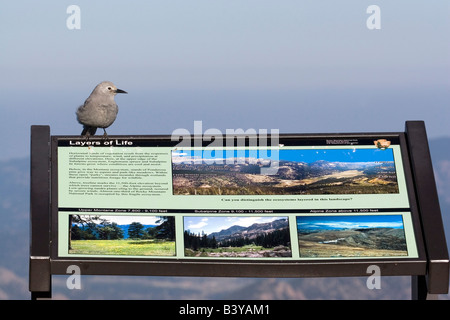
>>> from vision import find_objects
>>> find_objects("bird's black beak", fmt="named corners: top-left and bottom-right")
top-left (115, 88), bottom-right (127, 94)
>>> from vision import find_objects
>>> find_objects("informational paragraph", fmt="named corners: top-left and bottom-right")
top-left (68, 180), bottom-right (169, 196)
top-left (67, 150), bottom-right (170, 197)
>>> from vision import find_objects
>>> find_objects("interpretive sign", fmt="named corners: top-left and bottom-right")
top-left (56, 136), bottom-right (418, 261)
top-left (29, 121), bottom-right (449, 299)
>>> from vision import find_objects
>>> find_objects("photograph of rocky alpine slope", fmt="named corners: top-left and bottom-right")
top-left (297, 215), bottom-right (408, 258)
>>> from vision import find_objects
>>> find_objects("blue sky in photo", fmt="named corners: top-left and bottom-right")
top-left (278, 148), bottom-right (395, 163)
top-left (73, 215), bottom-right (161, 226)
top-left (172, 147), bottom-right (394, 164)
top-left (184, 216), bottom-right (284, 235)
top-left (297, 214), bottom-right (405, 230)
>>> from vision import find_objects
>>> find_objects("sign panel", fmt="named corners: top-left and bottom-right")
top-left (55, 135), bottom-right (419, 261)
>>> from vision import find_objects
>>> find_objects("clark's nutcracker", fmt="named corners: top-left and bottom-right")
top-left (76, 81), bottom-right (127, 138)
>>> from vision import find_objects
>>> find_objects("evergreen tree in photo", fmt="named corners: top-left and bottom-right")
top-left (69, 214), bottom-right (103, 248)
top-left (128, 222), bottom-right (145, 239)
top-left (71, 225), bottom-right (82, 240)
top-left (146, 226), bottom-right (157, 238)
top-left (98, 226), bottom-right (115, 240)
top-left (155, 216), bottom-right (176, 240)
top-left (210, 235), bottom-right (218, 249)
top-left (110, 222), bottom-right (125, 239)
top-left (184, 230), bottom-right (201, 250)
top-left (183, 228), bottom-right (291, 251)
top-left (98, 222), bottom-right (124, 240)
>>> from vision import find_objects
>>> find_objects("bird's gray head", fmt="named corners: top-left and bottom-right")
top-left (92, 81), bottom-right (127, 96)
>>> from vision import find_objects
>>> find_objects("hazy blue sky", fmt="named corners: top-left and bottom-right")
top-left (1, 1), bottom-right (449, 160)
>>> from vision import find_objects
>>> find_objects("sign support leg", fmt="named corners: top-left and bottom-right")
top-left (29, 125), bottom-right (52, 299)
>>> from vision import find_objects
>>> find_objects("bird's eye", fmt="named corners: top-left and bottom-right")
top-left (107, 87), bottom-right (112, 90)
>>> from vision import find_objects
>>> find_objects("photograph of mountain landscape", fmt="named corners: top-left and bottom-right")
top-left (69, 215), bottom-right (176, 256)
top-left (297, 215), bottom-right (408, 258)
top-left (183, 216), bottom-right (292, 258)
top-left (172, 148), bottom-right (399, 195)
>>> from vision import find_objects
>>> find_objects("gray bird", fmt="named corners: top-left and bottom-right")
top-left (76, 81), bottom-right (127, 138)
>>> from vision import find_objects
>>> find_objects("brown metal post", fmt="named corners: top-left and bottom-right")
top-left (29, 125), bottom-right (52, 299)
top-left (406, 121), bottom-right (449, 297)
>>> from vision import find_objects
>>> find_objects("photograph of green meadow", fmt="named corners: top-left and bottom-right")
top-left (68, 215), bottom-right (176, 256)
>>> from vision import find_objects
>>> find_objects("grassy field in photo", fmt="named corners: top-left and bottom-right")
top-left (297, 215), bottom-right (408, 258)
top-left (185, 244), bottom-right (264, 257)
top-left (298, 239), bottom-right (408, 258)
top-left (69, 239), bottom-right (176, 256)
top-left (184, 244), bottom-right (292, 258)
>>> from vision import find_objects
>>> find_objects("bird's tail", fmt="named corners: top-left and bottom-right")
top-left (81, 126), bottom-right (97, 136)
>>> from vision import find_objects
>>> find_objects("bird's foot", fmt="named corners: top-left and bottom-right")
top-left (102, 130), bottom-right (108, 140)
top-left (82, 132), bottom-right (91, 141)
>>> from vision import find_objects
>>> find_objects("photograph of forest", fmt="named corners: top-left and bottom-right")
top-left (68, 215), bottom-right (176, 256)
top-left (183, 216), bottom-right (292, 258)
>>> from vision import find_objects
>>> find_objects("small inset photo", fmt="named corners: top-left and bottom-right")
top-left (297, 215), bottom-right (408, 258)
top-left (183, 216), bottom-right (292, 258)
top-left (68, 215), bottom-right (176, 256)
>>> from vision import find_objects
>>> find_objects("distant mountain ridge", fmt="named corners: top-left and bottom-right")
top-left (174, 158), bottom-right (395, 180)
top-left (173, 158), bottom-right (398, 195)
top-left (208, 218), bottom-right (288, 242)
